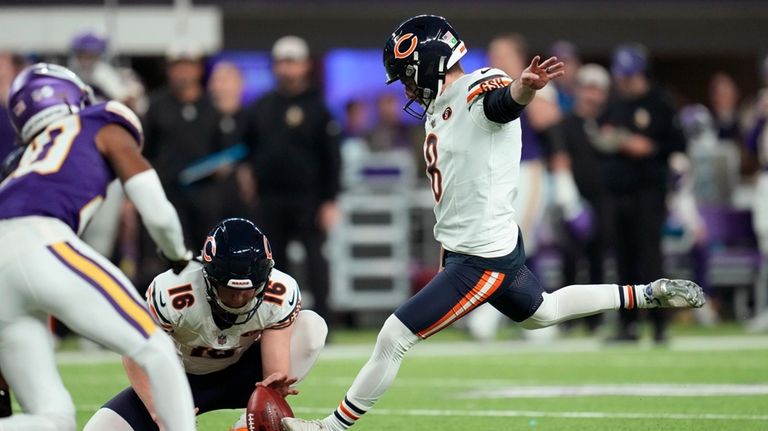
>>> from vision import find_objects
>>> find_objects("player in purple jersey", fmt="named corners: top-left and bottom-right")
top-left (0, 63), bottom-right (197, 431)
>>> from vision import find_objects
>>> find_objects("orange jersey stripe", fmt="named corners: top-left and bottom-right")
top-left (466, 77), bottom-right (513, 104)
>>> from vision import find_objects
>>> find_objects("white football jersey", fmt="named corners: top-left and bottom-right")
top-left (424, 67), bottom-right (522, 257)
top-left (145, 261), bottom-right (301, 375)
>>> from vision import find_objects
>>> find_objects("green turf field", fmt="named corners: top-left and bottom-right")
top-left (24, 326), bottom-right (768, 430)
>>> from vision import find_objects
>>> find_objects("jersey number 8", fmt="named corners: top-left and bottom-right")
top-left (424, 133), bottom-right (443, 202)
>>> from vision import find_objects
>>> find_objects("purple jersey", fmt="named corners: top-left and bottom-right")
top-left (0, 101), bottom-right (142, 234)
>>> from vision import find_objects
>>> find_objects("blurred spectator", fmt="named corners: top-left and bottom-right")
top-left (486, 34), bottom-right (587, 270)
top-left (558, 64), bottom-right (612, 332)
top-left (486, 33), bottom-right (557, 265)
top-left (740, 57), bottom-right (768, 176)
top-left (746, 59), bottom-right (768, 331)
top-left (708, 72), bottom-right (742, 141)
top-left (340, 99), bottom-right (371, 189)
top-left (0, 52), bottom-right (22, 161)
top-left (209, 61), bottom-right (246, 147)
top-left (343, 99), bottom-right (369, 139)
top-left (747, 89), bottom-right (768, 256)
top-left (368, 93), bottom-right (417, 152)
top-left (207, 60), bottom-right (251, 218)
top-left (663, 148), bottom-right (717, 326)
top-left (599, 43), bottom-right (686, 343)
top-left (468, 33), bottom-right (575, 342)
top-left (550, 40), bottom-right (582, 114)
top-left (143, 45), bottom-right (222, 249)
top-left (748, 121), bottom-right (768, 332)
top-left (241, 35), bottom-right (341, 321)
top-left (751, 59), bottom-right (768, 249)
top-left (679, 103), bottom-right (741, 204)
top-left (68, 30), bottom-right (127, 102)
top-left (118, 67), bottom-right (148, 116)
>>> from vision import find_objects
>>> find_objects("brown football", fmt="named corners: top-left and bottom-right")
top-left (246, 386), bottom-right (295, 431)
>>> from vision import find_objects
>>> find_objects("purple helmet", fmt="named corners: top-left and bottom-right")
top-left (7, 63), bottom-right (95, 144)
top-left (679, 104), bottom-right (714, 139)
top-left (71, 31), bottom-right (108, 56)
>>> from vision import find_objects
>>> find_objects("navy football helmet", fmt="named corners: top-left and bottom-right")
top-left (201, 218), bottom-right (274, 327)
top-left (383, 15), bottom-right (467, 118)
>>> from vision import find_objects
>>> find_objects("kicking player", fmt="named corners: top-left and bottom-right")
top-left (0, 63), bottom-right (196, 431)
top-left (84, 218), bottom-right (327, 431)
top-left (282, 15), bottom-right (705, 431)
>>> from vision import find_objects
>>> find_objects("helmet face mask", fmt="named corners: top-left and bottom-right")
top-left (203, 270), bottom-right (267, 327)
top-left (201, 218), bottom-right (275, 328)
top-left (382, 15), bottom-right (467, 120)
top-left (400, 65), bottom-right (432, 119)
top-left (214, 280), bottom-right (262, 309)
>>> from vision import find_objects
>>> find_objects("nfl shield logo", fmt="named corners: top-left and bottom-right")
top-left (218, 335), bottom-right (227, 345)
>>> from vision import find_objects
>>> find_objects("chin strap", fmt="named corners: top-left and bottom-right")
top-left (211, 309), bottom-right (234, 330)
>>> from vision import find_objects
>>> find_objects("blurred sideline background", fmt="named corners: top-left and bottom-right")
top-left (0, 0), bottom-right (767, 342)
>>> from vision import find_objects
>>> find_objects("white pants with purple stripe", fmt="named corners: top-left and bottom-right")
top-left (0, 216), bottom-right (194, 431)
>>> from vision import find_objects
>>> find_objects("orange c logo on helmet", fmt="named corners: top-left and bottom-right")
top-left (203, 236), bottom-right (216, 262)
top-left (394, 33), bottom-right (418, 59)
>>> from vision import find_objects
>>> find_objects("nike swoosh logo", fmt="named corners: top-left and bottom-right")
top-left (287, 290), bottom-right (297, 307)
top-left (158, 290), bottom-right (167, 307)
top-left (480, 68), bottom-right (491, 74)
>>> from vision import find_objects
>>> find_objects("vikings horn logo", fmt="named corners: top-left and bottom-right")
top-left (394, 33), bottom-right (418, 59)
top-left (203, 236), bottom-right (217, 262)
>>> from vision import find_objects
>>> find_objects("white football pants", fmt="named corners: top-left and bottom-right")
top-left (0, 216), bottom-right (195, 431)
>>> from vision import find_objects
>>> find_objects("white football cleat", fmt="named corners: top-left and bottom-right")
top-left (646, 279), bottom-right (705, 308)
top-left (281, 417), bottom-right (326, 431)
top-left (229, 412), bottom-right (247, 431)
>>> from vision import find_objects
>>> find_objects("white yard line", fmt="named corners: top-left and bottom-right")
top-left (71, 405), bottom-right (768, 422)
top-left (459, 384), bottom-right (768, 398)
top-left (302, 379), bottom-right (768, 393)
top-left (55, 335), bottom-right (768, 364)
top-left (290, 407), bottom-right (768, 422)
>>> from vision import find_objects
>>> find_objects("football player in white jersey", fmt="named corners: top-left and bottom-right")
top-left (282, 15), bottom-right (706, 431)
top-left (84, 218), bottom-right (327, 431)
